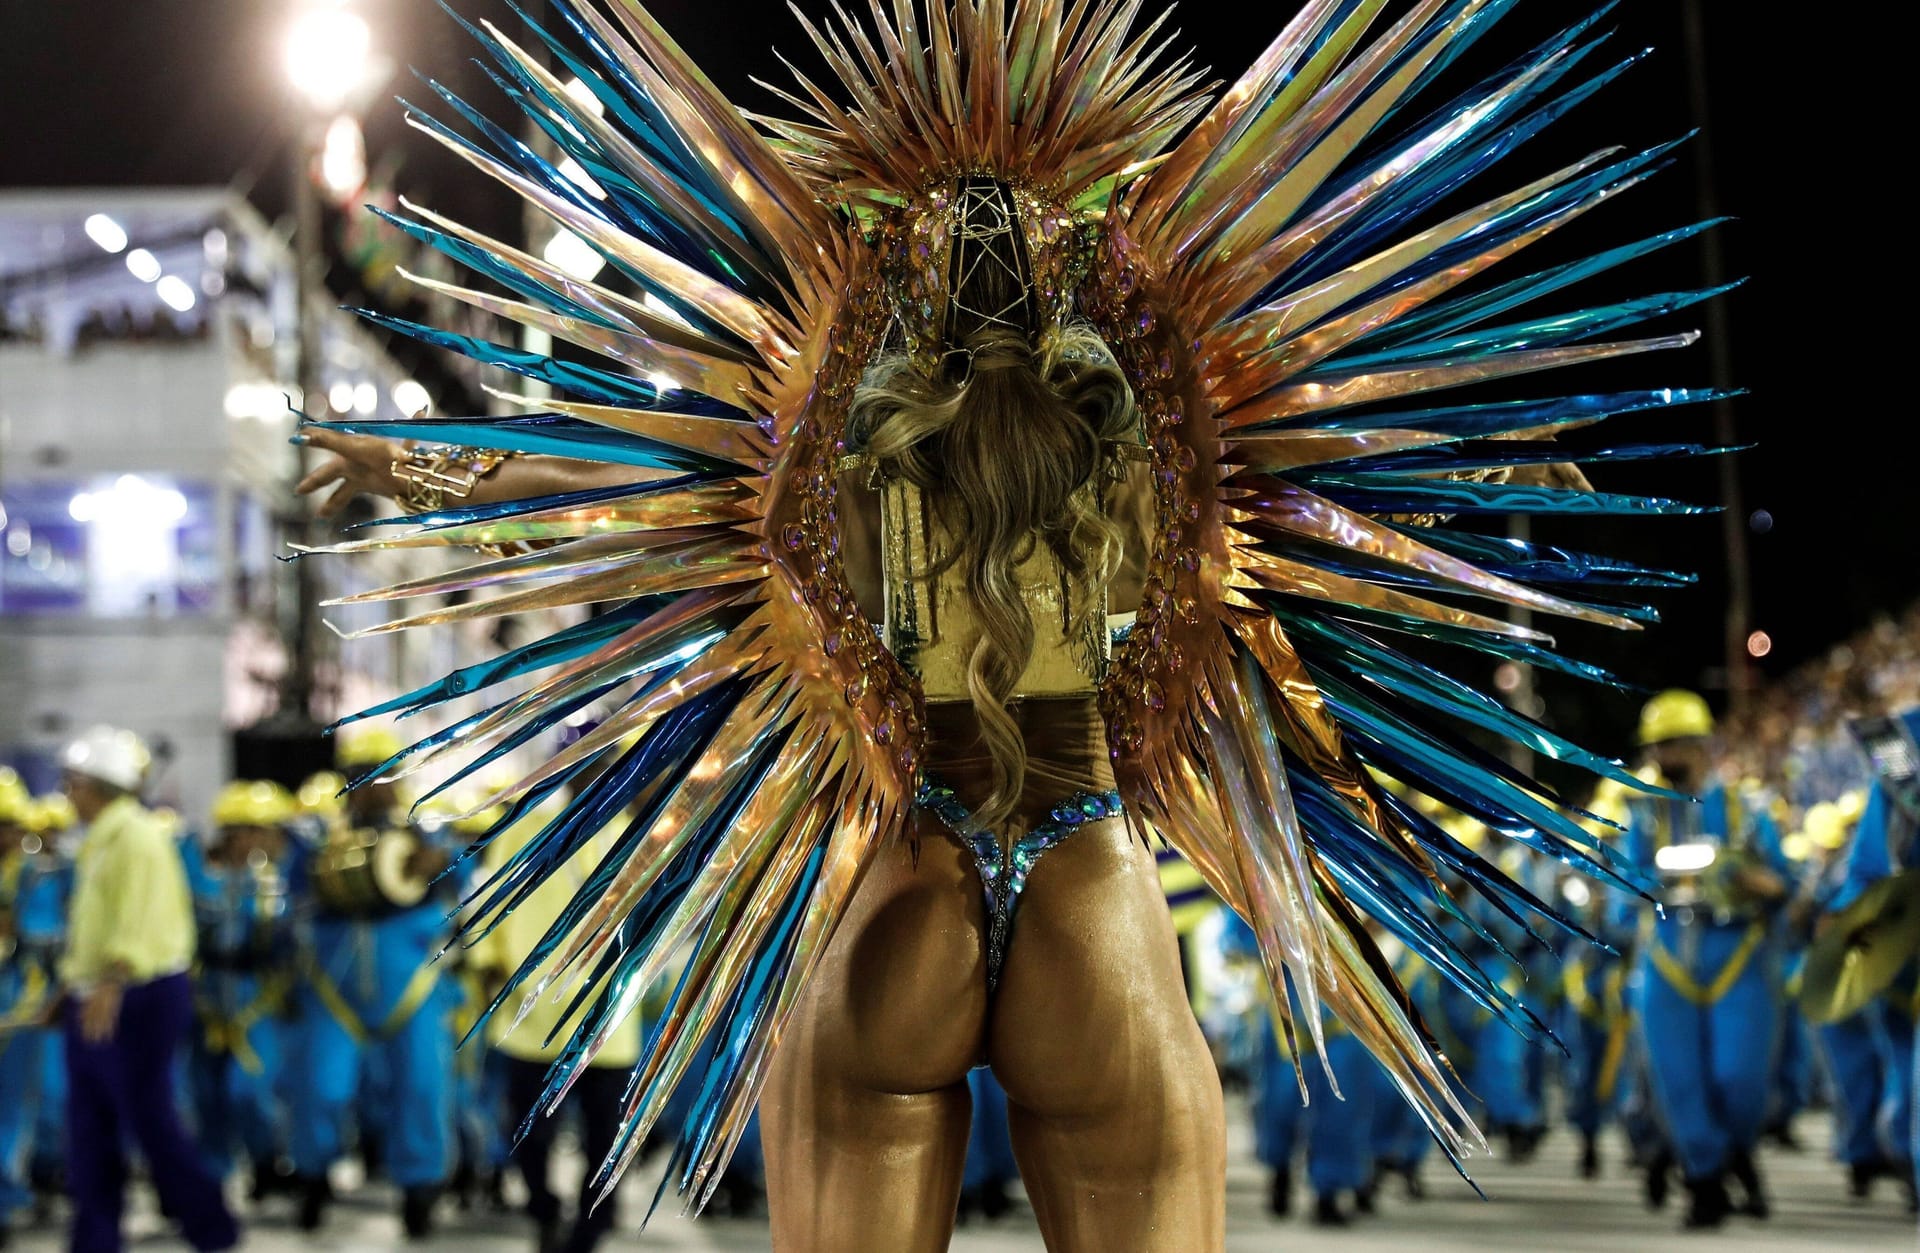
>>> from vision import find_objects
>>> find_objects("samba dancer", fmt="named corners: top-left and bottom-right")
top-left (291, 2), bottom-right (1730, 1245)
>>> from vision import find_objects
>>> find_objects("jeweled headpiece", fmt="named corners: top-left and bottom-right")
top-left (882, 176), bottom-right (1096, 380)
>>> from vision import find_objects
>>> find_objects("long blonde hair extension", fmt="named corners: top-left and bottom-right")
top-left (850, 322), bottom-right (1137, 826)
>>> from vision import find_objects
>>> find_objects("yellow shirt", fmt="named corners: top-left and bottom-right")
top-left (471, 808), bottom-right (642, 1069)
top-left (61, 795), bottom-right (195, 989)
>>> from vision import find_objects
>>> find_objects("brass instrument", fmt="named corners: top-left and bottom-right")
top-left (1653, 840), bottom-right (1770, 919)
top-left (310, 827), bottom-right (431, 916)
top-left (1800, 870), bottom-right (1920, 1025)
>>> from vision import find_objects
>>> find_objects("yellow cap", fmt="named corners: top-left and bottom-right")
top-left (336, 724), bottom-right (406, 770)
top-left (297, 771), bottom-right (348, 817)
top-left (1781, 832), bottom-right (1814, 862)
top-left (1637, 690), bottom-right (1715, 746)
top-left (0, 768), bottom-right (29, 824)
top-left (1835, 788), bottom-right (1868, 826)
top-left (1804, 800), bottom-right (1854, 851)
top-left (26, 795), bottom-right (77, 835)
top-left (212, 780), bottom-right (297, 829)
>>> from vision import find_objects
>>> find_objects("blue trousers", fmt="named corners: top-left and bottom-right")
top-left (1633, 919), bottom-right (1780, 1179)
top-left (0, 1027), bottom-right (53, 1214)
top-left (964, 1069), bottom-right (1019, 1190)
top-left (1772, 1000), bottom-right (1813, 1125)
top-left (1304, 1034), bottom-right (1377, 1194)
top-left (1876, 1007), bottom-right (1914, 1165)
top-left (1561, 1011), bottom-right (1617, 1138)
top-left (186, 974), bottom-right (285, 1179)
top-left (1820, 1012), bottom-right (1886, 1167)
top-left (1368, 1060), bottom-right (1431, 1167)
top-left (1250, 1021), bottom-right (1304, 1170)
top-left (1911, 1018), bottom-right (1920, 1170)
top-left (63, 974), bottom-right (238, 1253)
top-left (1472, 1015), bottom-right (1541, 1131)
top-left (1560, 957), bottom-right (1624, 1138)
top-left (287, 914), bottom-right (454, 1189)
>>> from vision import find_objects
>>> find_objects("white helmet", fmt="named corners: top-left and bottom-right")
top-left (60, 726), bottom-right (152, 794)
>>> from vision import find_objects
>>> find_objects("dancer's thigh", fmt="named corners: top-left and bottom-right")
top-left (988, 818), bottom-right (1226, 1252)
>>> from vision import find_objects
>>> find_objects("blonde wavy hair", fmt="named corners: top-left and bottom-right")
top-left (851, 322), bottom-right (1137, 826)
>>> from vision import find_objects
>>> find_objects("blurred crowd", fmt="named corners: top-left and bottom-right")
top-left (1720, 602), bottom-right (1920, 811)
top-left (9, 613), bottom-right (1920, 1249)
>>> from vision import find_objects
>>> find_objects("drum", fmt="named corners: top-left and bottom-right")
top-left (311, 828), bottom-right (430, 915)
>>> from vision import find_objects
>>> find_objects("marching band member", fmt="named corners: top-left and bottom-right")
top-left (1825, 727), bottom-right (1920, 1209)
top-left (286, 725), bottom-right (457, 1239)
top-left (186, 781), bottom-right (297, 1200)
top-left (0, 771), bottom-right (56, 1240)
top-left (1622, 692), bottom-right (1787, 1229)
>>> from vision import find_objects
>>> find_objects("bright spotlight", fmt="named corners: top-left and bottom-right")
top-left (320, 115), bottom-right (367, 200)
top-left (1654, 842), bottom-right (1717, 874)
top-left (125, 248), bottom-right (161, 283)
top-left (155, 275), bottom-right (197, 312)
top-left (353, 382), bottom-right (378, 415)
top-left (286, 7), bottom-right (372, 110)
top-left (542, 229), bottom-right (606, 282)
top-left (84, 214), bottom-right (129, 253)
top-left (392, 379), bottom-right (430, 417)
top-left (328, 382), bottom-right (355, 414)
top-left (1747, 630), bottom-right (1773, 659)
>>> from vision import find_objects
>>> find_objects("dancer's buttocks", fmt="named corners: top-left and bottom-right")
top-left (794, 696), bottom-right (1128, 1086)
top-left (765, 696), bottom-right (1220, 1253)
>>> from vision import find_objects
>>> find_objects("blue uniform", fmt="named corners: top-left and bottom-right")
top-left (1370, 956), bottom-right (1440, 1173)
top-left (184, 853), bottom-right (292, 1181)
top-left (1559, 947), bottom-right (1628, 1142)
top-left (1831, 783), bottom-right (1920, 1170)
top-left (285, 825), bottom-right (457, 1192)
top-left (0, 846), bottom-right (71, 1216)
top-left (1624, 783), bottom-right (1784, 1182)
top-left (1239, 940), bottom-right (1376, 1196)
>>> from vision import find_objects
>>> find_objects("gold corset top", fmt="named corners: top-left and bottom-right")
top-left (876, 475), bottom-right (1108, 702)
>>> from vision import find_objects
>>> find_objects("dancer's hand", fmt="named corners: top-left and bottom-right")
top-left (295, 427), bottom-right (409, 517)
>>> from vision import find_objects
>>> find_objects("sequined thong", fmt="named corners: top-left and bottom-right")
top-left (916, 777), bottom-right (1126, 992)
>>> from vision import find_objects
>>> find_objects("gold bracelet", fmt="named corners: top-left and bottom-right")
top-left (389, 445), bottom-right (515, 514)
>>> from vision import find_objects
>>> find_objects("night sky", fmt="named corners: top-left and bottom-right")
top-left (0, 1), bottom-right (1886, 751)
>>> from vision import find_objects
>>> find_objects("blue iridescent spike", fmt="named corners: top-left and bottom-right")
top-left (1361, 220), bottom-right (1730, 353)
top-left (1301, 475), bottom-right (1714, 518)
top-left (346, 308), bottom-right (666, 406)
top-left (1315, 283), bottom-right (1744, 376)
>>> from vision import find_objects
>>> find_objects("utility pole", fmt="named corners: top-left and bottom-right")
top-left (286, 117), bottom-right (325, 728)
top-left (1679, 0), bottom-right (1752, 715)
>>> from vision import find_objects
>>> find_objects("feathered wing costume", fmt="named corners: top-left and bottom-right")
top-left (306, 0), bottom-right (1726, 1210)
